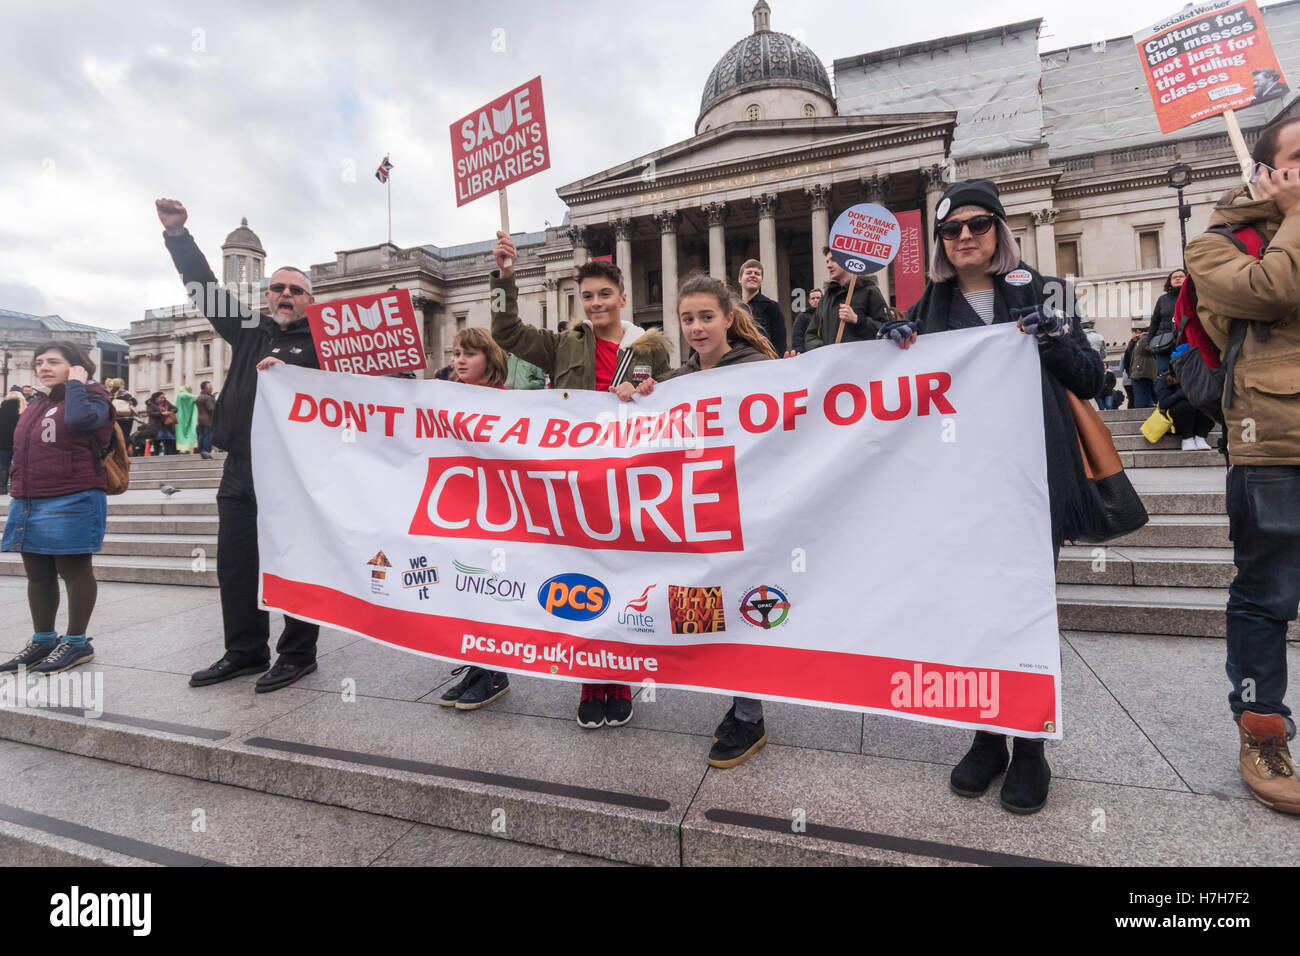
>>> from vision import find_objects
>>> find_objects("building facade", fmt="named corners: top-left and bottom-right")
top-left (129, 1), bottom-right (1300, 380)
top-left (0, 308), bottom-right (128, 392)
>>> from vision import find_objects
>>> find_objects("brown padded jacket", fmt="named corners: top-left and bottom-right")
top-left (1184, 187), bottom-right (1300, 465)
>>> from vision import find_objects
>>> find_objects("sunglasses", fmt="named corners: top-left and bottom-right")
top-left (269, 282), bottom-right (308, 295)
top-left (937, 215), bottom-right (997, 241)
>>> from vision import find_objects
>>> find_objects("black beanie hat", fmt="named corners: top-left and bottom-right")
top-left (934, 179), bottom-right (1006, 230)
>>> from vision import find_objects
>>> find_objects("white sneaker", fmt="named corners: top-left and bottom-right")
top-left (1195, 436), bottom-right (1212, 450)
top-left (1181, 437), bottom-right (1198, 451)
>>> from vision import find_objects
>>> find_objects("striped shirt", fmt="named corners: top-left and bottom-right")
top-left (962, 289), bottom-right (996, 325)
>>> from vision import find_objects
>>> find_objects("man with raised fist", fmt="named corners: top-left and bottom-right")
top-left (155, 198), bottom-right (321, 693)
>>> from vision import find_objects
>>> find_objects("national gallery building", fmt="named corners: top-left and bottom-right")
top-left (128, 1), bottom-right (1300, 389)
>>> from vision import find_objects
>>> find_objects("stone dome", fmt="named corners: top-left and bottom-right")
top-left (222, 217), bottom-right (264, 254)
top-left (697, 2), bottom-right (834, 129)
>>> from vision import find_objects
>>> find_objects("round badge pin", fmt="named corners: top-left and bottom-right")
top-left (936, 197), bottom-right (951, 221)
top-left (1006, 268), bottom-right (1032, 287)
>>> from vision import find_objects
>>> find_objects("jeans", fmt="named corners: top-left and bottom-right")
top-left (1225, 465), bottom-right (1300, 718)
top-left (197, 425), bottom-right (212, 455)
top-left (1131, 378), bottom-right (1156, 409)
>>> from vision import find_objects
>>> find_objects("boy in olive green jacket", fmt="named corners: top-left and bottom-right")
top-left (489, 231), bottom-right (671, 729)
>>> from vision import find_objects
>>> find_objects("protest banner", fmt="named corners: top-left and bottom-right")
top-left (450, 76), bottom-right (550, 268)
top-left (894, 209), bottom-right (926, 314)
top-left (1135, 0), bottom-right (1287, 182)
top-left (252, 326), bottom-right (1063, 738)
top-left (828, 203), bottom-right (900, 343)
top-left (306, 289), bottom-right (425, 376)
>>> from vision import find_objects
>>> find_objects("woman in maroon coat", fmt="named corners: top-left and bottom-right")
top-left (0, 342), bottom-right (114, 675)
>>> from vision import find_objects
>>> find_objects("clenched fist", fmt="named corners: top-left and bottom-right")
top-left (156, 198), bottom-right (188, 236)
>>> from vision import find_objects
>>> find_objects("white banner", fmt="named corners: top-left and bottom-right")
top-left (253, 325), bottom-right (1063, 737)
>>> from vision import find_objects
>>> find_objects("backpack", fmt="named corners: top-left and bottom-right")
top-left (1169, 224), bottom-right (1270, 458)
top-left (87, 423), bottom-right (131, 495)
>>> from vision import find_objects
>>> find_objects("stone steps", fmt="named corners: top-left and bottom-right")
top-left (0, 552), bottom-right (216, 586)
top-left (0, 738), bottom-right (611, 867)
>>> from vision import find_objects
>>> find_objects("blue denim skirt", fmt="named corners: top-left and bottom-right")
top-left (2, 489), bottom-right (108, 554)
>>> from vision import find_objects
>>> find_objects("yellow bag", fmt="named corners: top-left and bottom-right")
top-left (1140, 408), bottom-right (1173, 443)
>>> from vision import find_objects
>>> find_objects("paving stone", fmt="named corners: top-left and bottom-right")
top-left (371, 823), bottom-right (626, 866)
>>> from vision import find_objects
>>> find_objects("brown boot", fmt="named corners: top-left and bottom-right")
top-left (1238, 712), bottom-right (1300, 814)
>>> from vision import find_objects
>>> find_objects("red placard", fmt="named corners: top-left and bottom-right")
top-left (450, 76), bottom-right (550, 207)
top-left (893, 210), bottom-right (925, 313)
top-left (1134, 0), bottom-right (1288, 134)
top-left (306, 289), bottom-right (425, 376)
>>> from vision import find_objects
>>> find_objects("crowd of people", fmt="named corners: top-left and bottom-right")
top-left (3, 118), bottom-right (1300, 821)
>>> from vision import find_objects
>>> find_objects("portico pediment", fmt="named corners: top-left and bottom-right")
top-left (557, 113), bottom-right (956, 209)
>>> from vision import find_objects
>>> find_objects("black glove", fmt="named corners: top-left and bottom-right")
top-left (878, 319), bottom-right (919, 345)
top-left (1013, 305), bottom-right (1070, 344)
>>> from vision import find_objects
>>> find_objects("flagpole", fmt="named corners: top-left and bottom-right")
top-left (387, 163), bottom-right (392, 245)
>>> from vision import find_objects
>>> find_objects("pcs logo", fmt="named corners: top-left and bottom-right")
top-left (539, 573), bottom-right (609, 621)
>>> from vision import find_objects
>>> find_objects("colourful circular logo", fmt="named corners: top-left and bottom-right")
top-left (739, 585), bottom-right (791, 629)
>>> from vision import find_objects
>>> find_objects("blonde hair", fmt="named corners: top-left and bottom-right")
top-left (453, 327), bottom-right (508, 387)
top-left (677, 272), bottom-right (779, 360)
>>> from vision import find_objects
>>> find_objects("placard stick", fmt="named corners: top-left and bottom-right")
top-left (1224, 110), bottom-right (1262, 200)
top-left (499, 187), bottom-right (513, 269)
top-left (834, 275), bottom-right (858, 345)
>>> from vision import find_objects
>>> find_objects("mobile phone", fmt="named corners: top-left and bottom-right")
top-left (1248, 161), bottom-right (1276, 185)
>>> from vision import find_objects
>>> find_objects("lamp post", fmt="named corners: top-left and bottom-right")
top-left (1168, 163), bottom-right (1193, 255)
top-left (0, 344), bottom-right (10, 394)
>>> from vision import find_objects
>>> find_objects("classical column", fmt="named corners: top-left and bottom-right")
top-left (211, 336), bottom-right (226, 390)
top-left (185, 335), bottom-right (198, 389)
top-left (922, 164), bottom-right (948, 262)
top-left (171, 335), bottom-right (184, 393)
top-left (544, 278), bottom-right (559, 330)
top-left (704, 202), bottom-right (728, 280)
top-left (1032, 208), bottom-right (1060, 277)
top-left (655, 210), bottom-right (682, 365)
top-left (861, 175), bottom-right (892, 306)
top-left (754, 193), bottom-right (778, 299)
top-left (805, 182), bottom-right (831, 291)
top-left (613, 217), bottom-right (634, 325)
top-left (567, 225), bottom-right (589, 268)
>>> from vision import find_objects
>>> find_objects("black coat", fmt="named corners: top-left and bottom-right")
top-left (792, 310), bottom-right (815, 353)
top-left (807, 278), bottom-right (888, 348)
top-left (0, 397), bottom-right (20, 452)
top-left (165, 231), bottom-right (320, 458)
top-left (743, 292), bottom-right (788, 356)
top-left (1146, 291), bottom-right (1178, 339)
top-left (906, 263), bottom-right (1105, 548)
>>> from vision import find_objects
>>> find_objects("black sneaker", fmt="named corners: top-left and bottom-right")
top-left (708, 715), bottom-right (766, 768)
top-left (455, 670), bottom-right (510, 710)
top-left (30, 641), bottom-right (94, 674)
top-left (712, 702), bottom-right (737, 743)
top-left (438, 666), bottom-right (484, 707)
top-left (0, 640), bottom-right (58, 673)
top-left (577, 684), bottom-right (605, 729)
top-left (603, 684), bottom-right (633, 727)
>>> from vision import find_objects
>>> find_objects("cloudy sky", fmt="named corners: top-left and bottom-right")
top-left (2, 0), bottom-right (1206, 331)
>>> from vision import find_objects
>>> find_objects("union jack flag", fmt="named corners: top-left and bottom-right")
top-left (375, 155), bottom-right (393, 183)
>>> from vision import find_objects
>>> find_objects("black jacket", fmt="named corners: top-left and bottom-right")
top-left (0, 397), bottom-right (20, 452)
top-left (164, 230), bottom-right (320, 458)
top-left (906, 263), bottom-right (1104, 548)
top-left (1146, 291), bottom-right (1178, 339)
top-left (806, 279), bottom-right (888, 348)
top-left (670, 341), bottom-right (771, 377)
top-left (743, 292), bottom-right (788, 356)
top-left (792, 310), bottom-right (815, 353)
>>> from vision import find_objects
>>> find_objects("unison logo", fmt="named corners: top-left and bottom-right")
top-left (50, 886), bottom-right (151, 936)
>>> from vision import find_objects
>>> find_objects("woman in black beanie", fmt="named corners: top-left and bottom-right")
top-left (879, 179), bottom-right (1104, 814)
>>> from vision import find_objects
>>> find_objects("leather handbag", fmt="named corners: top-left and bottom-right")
top-left (164, 411), bottom-right (177, 426)
top-left (1149, 329), bottom-right (1177, 355)
top-left (1139, 408), bottom-right (1173, 443)
top-left (1064, 391), bottom-right (1149, 543)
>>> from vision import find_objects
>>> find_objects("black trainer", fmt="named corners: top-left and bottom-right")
top-left (1000, 737), bottom-right (1050, 814)
top-left (455, 670), bottom-right (510, 710)
top-left (950, 731), bottom-right (1010, 797)
top-left (712, 702), bottom-right (738, 743)
top-left (603, 684), bottom-right (633, 727)
top-left (577, 684), bottom-right (605, 729)
top-left (708, 715), bottom-right (766, 769)
top-left (30, 641), bottom-right (94, 674)
top-left (438, 666), bottom-right (484, 707)
top-left (0, 640), bottom-right (59, 674)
